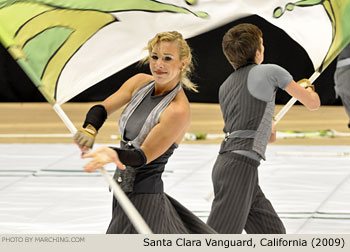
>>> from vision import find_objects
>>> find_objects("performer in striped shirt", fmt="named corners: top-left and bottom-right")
top-left (206, 23), bottom-right (320, 234)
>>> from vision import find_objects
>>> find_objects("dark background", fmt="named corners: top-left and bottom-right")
top-left (0, 15), bottom-right (341, 105)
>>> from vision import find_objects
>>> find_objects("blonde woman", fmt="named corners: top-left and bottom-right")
top-left (74, 31), bottom-right (216, 234)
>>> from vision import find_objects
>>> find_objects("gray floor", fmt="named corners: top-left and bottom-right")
top-left (0, 143), bottom-right (349, 234)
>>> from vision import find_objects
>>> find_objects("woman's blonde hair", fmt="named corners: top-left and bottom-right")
top-left (141, 31), bottom-right (197, 92)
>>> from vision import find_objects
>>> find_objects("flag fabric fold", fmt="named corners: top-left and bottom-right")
top-left (0, 0), bottom-right (349, 104)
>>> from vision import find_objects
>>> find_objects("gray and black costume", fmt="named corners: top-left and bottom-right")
top-left (207, 64), bottom-right (291, 234)
top-left (106, 81), bottom-right (216, 234)
top-left (334, 43), bottom-right (350, 127)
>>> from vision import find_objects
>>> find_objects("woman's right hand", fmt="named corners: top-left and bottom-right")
top-left (73, 124), bottom-right (97, 155)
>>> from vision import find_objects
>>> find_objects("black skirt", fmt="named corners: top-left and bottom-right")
top-left (106, 193), bottom-right (216, 234)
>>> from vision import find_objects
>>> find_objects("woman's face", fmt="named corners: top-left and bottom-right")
top-left (149, 41), bottom-right (185, 87)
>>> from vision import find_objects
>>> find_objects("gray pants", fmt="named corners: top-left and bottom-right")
top-left (207, 152), bottom-right (286, 234)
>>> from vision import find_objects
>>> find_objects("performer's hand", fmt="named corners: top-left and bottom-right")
top-left (297, 78), bottom-right (315, 91)
top-left (73, 124), bottom-right (97, 154)
top-left (82, 147), bottom-right (126, 172)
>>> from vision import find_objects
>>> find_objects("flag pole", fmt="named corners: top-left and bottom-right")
top-left (0, 26), bottom-right (152, 234)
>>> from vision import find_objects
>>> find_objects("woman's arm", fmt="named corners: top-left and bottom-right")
top-left (81, 90), bottom-right (190, 172)
top-left (74, 73), bottom-right (153, 153)
top-left (139, 90), bottom-right (190, 164)
top-left (102, 73), bottom-right (154, 115)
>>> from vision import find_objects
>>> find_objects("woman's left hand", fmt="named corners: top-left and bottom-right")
top-left (82, 147), bottom-right (126, 172)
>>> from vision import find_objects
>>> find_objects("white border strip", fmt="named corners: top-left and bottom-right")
top-left (276, 151), bottom-right (350, 157)
top-left (0, 134), bottom-right (72, 138)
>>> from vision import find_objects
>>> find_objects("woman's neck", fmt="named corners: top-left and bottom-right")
top-left (153, 79), bottom-right (180, 96)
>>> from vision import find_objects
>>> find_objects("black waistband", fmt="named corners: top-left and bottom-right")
top-left (220, 151), bottom-right (261, 167)
top-left (133, 175), bottom-right (164, 193)
top-left (113, 168), bottom-right (164, 194)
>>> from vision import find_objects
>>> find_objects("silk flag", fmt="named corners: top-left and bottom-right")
top-left (0, 0), bottom-right (349, 105)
